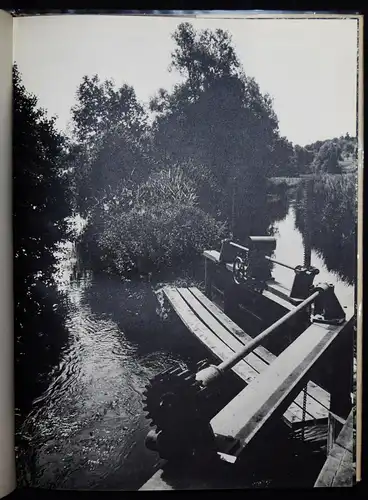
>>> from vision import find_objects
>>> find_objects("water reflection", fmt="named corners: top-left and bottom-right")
top-left (272, 205), bottom-right (354, 306)
top-left (294, 176), bottom-right (357, 286)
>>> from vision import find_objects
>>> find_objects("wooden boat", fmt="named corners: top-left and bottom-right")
top-left (139, 237), bottom-right (355, 490)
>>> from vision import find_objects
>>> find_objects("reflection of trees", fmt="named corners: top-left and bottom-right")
top-left (266, 182), bottom-right (291, 224)
top-left (232, 181), bottom-right (290, 243)
top-left (294, 175), bottom-right (357, 284)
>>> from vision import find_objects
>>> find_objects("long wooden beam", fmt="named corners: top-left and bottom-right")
top-left (210, 308), bottom-right (354, 456)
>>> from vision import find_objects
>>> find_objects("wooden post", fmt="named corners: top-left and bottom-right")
top-left (327, 411), bottom-right (345, 455)
top-left (329, 322), bottom-right (354, 421)
top-left (204, 257), bottom-right (213, 300)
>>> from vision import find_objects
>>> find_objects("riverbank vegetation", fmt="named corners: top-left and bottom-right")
top-left (14, 21), bottom-right (358, 290)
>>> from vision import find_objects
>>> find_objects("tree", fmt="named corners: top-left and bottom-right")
top-left (149, 22), bottom-right (281, 234)
top-left (13, 65), bottom-right (70, 293)
top-left (71, 74), bottom-right (148, 144)
top-left (270, 137), bottom-right (297, 176)
top-left (292, 145), bottom-right (314, 175)
top-left (13, 64), bottom-right (70, 412)
top-left (169, 22), bottom-right (241, 92)
top-left (70, 75), bottom-right (155, 218)
top-left (311, 140), bottom-right (342, 174)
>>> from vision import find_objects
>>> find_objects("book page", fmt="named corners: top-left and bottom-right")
top-left (13, 12), bottom-right (361, 491)
top-left (0, 9), bottom-right (16, 500)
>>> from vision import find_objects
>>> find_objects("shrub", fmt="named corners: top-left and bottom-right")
top-left (82, 165), bottom-right (227, 275)
top-left (97, 201), bottom-right (226, 274)
top-left (137, 166), bottom-right (198, 206)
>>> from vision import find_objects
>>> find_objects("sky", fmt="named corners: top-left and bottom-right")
top-left (13, 14), bottom-right (358, 146)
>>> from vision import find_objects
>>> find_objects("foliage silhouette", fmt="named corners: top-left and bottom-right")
top-left (13, 64), bottom-right (70, 415)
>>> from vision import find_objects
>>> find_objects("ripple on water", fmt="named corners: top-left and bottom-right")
top-left (19, 245), bottom-right (182, 489)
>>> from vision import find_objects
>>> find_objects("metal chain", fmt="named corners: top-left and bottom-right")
top-left (301, 384), bottom-right (308, 442)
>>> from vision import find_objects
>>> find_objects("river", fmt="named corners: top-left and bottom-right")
top-left (16, 203), bottom-right (355, 490)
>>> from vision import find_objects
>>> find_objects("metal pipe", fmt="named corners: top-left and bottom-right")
top-left (229, 241), bottom-right (249, 252)
top-left (218, 288), bottom-right (321, 372)
top-left (196, 286), bottom-right (327, 387)
top-left (264, 256), bottom-right (295, 271)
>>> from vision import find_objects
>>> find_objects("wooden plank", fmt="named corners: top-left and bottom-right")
top-left (293, 424), bottom-right (328, 443)
top-left (329, 443), bottom-right (354, 465)
top-left (210, 319), bottom-right (350, 456)
top-left (335, 419), bottom-right (355, 454)
top-left (315, 454), bottom-right (341, 487)
top-left (262, 289), bottom-right (295, 311)
top-left (189, 287), bottom-right (277, 363)
top-left (203, 249), bottom-right (221, 264)
top-left (166, 287), bottom-right (314, 425)
top-left (139, 466), bottom-right (216, 491)
top-left (140, 469), bottom-right (174, 491)
top-left (266, 281), bottom-right (294, 303)
top-left (163, 288), bottom-right (262, 385)
top-left (170, 287), bottom-right (329, 424)
top-left (315, 444), bottom-right (355, 487)
top-left (344, 408), bottom-right (354, 429)
top-left (332, 463), bottom-right (354, 487)
top-left (178, 288), bottom-right (270, 374)
top-left (188, 287), bottom-right (330, 420)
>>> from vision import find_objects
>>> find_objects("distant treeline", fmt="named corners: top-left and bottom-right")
top-left (290, 135), bottom-right (358, 177)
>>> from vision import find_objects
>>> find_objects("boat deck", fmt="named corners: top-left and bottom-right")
top-left (139, 243), bottom-right (355, 490)
top-left (140, 287), bottom-right (354, 491)
top-left (163, 286), bottom-right (331, 428)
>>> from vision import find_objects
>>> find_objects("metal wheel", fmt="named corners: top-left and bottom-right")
top-left (233, 255), bottom-right (248, 284)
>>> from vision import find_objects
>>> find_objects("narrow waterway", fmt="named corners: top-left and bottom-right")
top-left (16, 204), bottom-right (354, 490)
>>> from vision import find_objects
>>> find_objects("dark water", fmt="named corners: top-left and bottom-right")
top-left (16, 195), bottom-right (355, 490)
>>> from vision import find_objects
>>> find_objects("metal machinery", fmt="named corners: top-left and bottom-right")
top-left (142, 236), bottom-right (347, 465)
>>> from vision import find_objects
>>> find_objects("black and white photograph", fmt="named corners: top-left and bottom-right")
top-left (8, 12), bottom-right (362, 492)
